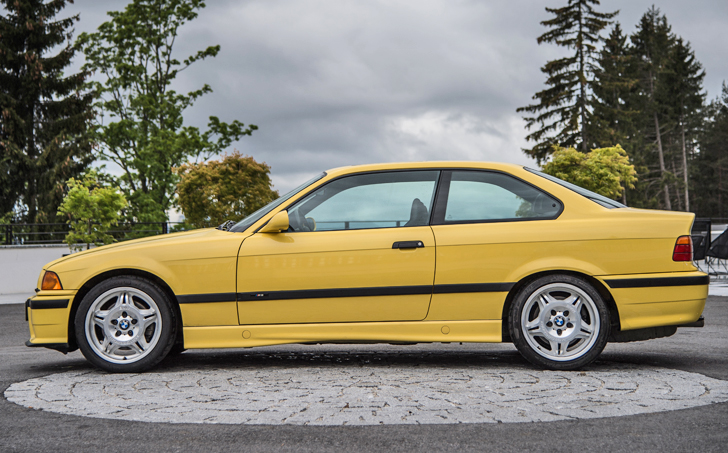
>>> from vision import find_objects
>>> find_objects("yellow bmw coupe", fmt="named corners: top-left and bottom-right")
top-left (26, 162), bottom-right (707, 372)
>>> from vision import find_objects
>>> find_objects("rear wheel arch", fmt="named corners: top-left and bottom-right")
top-left (68, 269), bottom-right (183, 353)
top-left (501, 270), bottom-right (620, 342)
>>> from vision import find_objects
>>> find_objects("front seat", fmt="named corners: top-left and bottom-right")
top-left (404, 198), bottom-right (428, 227)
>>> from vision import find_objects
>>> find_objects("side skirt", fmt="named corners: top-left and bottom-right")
top-left (183, 320), bottom-right (502, 349)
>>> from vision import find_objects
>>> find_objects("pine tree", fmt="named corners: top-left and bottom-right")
top-left (663, 37), bottom-right (705, 212)
top-left (693, 83), bottom-right (728, 218)
top-left (517, 0), bottom-right (617, 163)
top-left (590, 23), bottom-right (640, 150)
top-left (630, 7), bottom-right (674, 210)
top-left (0, 0), bottom-right (93, 222)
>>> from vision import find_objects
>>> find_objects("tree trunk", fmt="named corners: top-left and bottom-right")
top-left (680, 114), bottom-right (690, 211)
top-left (653, 112), bottom-right (671, 210)
top-left (720, 165), bottom-right (724, 219)
top-left (578, 4), bottom-right (587, 152)
top-left (671, 159), bottom-right (683, 211)
top-left (27, 103), bottom-right (37, 223)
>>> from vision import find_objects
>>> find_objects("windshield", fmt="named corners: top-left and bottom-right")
top-left (525, 167), bottom-right (627, 209)
top-left (228, 172), bottom-right (327, 233)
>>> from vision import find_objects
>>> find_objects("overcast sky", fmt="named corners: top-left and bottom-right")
top-left (57, 0), bottom-right (728, 194)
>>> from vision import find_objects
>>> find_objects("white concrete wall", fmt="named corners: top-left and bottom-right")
top-left (0, 246), bottom-right (72, 302)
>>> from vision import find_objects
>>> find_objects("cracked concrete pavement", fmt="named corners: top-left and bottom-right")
top-left (1, 298), bottom-right (727, 451)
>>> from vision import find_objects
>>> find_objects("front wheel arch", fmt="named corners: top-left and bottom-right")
top-left (501, 270), bottom-right (619, 342)
top-left (68, 269), bottom-right (183, 353)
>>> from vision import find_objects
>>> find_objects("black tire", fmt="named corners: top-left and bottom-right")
top-left (508, 274), bottom-right (610, 370)
top-left (168, 342), bottom-right (187, 356)
top-left (74, 276), bottom-right (177, 373)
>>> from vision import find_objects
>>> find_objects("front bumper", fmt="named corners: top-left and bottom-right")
top-left (26, 291), bottom-right (77, 350)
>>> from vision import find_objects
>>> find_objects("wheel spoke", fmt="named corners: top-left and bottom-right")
top-left (575, 322), bottom-right (595, 340)
top-left (544, 292), bottom-right (560, 305)
top-left (101, 337), bottom-right (119, 356)
top-left (580, 322), bottom-right (594, 334)
top-left (566, 294), bottom-right (581, 309)
top-left (548, 339), bottom-right (568, 356)
top-left (130, 341), bottom-right (146, 355)
top-left (527, 325), bottom-right (545, 338)
top-left (93, 311), bottom-right (107, 328)
top-left (140, 311), bottom-right (158, 331)
top-left (110, 292), bottom-right (125, 309)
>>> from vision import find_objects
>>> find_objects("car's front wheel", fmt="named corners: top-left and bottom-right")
top-left (75, 276), bottom-right (176, 372)
top-left (508, 274), bottom-right (610, 370)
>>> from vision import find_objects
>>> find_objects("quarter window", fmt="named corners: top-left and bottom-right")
top-left (286, 171), bottom-right (439, 232)
top-left (439, 171), bottom-right (561, 223)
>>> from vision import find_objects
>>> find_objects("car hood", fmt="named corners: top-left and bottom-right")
top-left (45, 228), bottom-right (222, 269)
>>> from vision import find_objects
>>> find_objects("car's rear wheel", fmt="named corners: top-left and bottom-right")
top-left (75, 276), bottom-right (176, 372)
top-left (509, 274), bottom-right (610, 370)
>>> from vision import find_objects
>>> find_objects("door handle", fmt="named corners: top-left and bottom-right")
top-left (392, 241), bottom-right (425, 249)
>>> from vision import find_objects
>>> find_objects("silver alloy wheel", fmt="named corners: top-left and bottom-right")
top-left (84, 287), bottom-right (163, 364)
top-left (520, 282), bottom-right (600, 362)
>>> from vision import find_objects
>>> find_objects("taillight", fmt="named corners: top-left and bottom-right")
top-left (672, 236), bottom-right (693, 261)
top-left (41, 271), bottom-right (63, 290)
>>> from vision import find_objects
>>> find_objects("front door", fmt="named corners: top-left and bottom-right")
top-left (236, 170), bottom-right (440, 324)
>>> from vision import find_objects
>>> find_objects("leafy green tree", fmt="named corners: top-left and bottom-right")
top-left (77, 0), bottom-right (257, 224)
top-left (175, 151), bottom-right (278, 229)
top-left (517, 0), bottom-right (617, 162)
top-left (541, 145), bottom-right (637, 200)
top-left (57, 170), bottom-right (127, 251)
top-left (0, 0), bottom-right (94, 222)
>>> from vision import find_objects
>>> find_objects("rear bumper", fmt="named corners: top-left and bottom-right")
top-left (608, 316), bottom-right (704, 343)
top-left (676, 316), bottom-right (705, 328)
top-left (596, 271), bottom-right (708, 331)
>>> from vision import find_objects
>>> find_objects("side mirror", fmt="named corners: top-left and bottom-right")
top-left (259, 211), bottom-right (289, 233)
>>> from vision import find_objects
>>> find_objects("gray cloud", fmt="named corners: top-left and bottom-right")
top-left (60, 0), bottom-right (728, 193)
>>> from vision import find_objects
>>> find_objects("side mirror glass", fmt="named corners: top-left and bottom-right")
top-left (259, 211), bottom-right (289, 233)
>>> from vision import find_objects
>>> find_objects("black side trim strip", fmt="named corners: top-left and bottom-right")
top-left (605, 275), bottom-right (709, 289)
top-left (433, 283), bottom-right (515, 293)
top-left (29, 299), bottom-right (69, 309)
top-left (177, 293), bottom-right (237, 304)
top-left (238, 286), bottom-right (433, 301)
top-left (238, 282), bottom-right (516, 302)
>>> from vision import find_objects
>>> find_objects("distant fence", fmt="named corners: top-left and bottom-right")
top-left (1, 222), bottom-right (188, 246)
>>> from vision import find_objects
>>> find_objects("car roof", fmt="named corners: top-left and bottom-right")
top-left (324, 161), bottom-right (525, 178)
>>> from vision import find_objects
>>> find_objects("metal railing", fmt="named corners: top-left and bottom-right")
top-left (1, 222), bottom-right (189, 246)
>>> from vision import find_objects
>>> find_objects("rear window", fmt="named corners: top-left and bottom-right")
top-left (525, 167), bottom-right (626, 209)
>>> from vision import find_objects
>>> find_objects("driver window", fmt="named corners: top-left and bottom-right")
top-left (444, 171), bottom-right (561, 222)
top-left (287, 171), bottom-right (439, 232)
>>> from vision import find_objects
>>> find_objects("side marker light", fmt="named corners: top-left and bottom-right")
top-left (41, 271), bottom-right (63, 290)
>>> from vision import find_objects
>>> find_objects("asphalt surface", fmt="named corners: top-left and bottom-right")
top-left (1, 298), bottom-right (727, 452)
